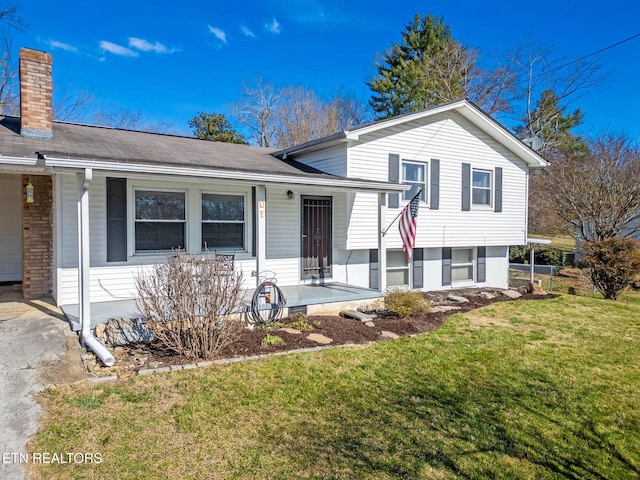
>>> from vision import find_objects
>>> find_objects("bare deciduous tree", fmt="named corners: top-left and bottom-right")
top-left (544, 133), bottom-right (640, 242)
top-left (230, 77), bottom-right (282, 147)
top-left (271, 86), bottom-right (369, 148)
top-left (466, 64), bottom-right (517, 116)
top-left (230, 78), bottom-right (369, 148)
top-left (53, 85), bottom-right (94, 122)
top-left (0, 4), bottom-right (23, 115)
top-left (92, 106), bottom-right (178, 134)
top-left (509, 41), bottom-right (608, 143)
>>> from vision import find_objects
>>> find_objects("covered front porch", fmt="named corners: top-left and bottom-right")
top-left (61, 282), bottom-right (383, 331)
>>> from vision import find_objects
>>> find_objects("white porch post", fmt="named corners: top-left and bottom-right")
top-left (77, 169), bottom-right (114, 366)
top-left (256, 185), bottom-right (267, 287)
top-left (378, 192), bottom-right (387, 292)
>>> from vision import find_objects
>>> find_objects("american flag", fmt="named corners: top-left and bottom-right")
top-left (399, 189), bottom-right (422, 259)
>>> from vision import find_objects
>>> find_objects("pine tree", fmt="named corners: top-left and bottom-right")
top-left (188, 112), bottom-right (247, 144)
top-left (516, 89), bottom-right (586, 156)
top-left (368, 14), bottom-right (470, 119)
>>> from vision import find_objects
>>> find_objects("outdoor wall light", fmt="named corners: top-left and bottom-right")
top-left (287, 190), bottom-right (294, 199)
top-left (26, 182), bottom-right (34, 203)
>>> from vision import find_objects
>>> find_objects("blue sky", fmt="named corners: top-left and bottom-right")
top-left (14, 0), bottom-right (640, 141)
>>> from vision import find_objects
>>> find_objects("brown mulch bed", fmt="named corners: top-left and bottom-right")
top-left (149, 291), bottom-right (558, 366)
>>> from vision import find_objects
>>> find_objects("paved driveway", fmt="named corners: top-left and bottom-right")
top-left (0, 296), bottom-right (85, 480)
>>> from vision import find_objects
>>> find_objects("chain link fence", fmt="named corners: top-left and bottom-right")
top-left (509, 263), bottom-right (561, 292)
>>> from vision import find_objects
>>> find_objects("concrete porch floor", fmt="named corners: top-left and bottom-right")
top-left (61, 282), bottom-right (383, 331)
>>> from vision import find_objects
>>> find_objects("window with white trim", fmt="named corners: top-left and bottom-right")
top-left (202, 193), bottom-right (245, 250)
top-left (387, 249), bottom-right (409, 286)
top-left (402, 161), bottom-right (427, 202)
top-left (451, 248), bottom-right (474, 283)
top-left (135, 190), bottom-right (186, 252)
top-left (472, 169), bottom-right (492, 206)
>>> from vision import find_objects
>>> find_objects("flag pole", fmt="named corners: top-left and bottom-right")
top-left (381, 187), bottom-right (423, 236)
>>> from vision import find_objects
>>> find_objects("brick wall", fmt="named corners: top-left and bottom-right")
top-left (22, 175), bottom-right (53, 299)
top-left (19, 48), bottom-right (53, 138)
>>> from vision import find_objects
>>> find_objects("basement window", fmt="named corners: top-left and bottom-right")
top-left (387, 249), bottom-right (409, 287)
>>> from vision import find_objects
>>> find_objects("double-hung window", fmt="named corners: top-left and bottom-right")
top-left (451, 248), bottom-right (474, 283)
top-left (402, 161), bottom-right (427, 202)
top-left (472, 169), bottom-right (492, 206)
top-left (135, 190), bottom-right (186, 252)
top-left (202, 193), bottom-right (245, 250)
top-left (387, 249), bottom-right (409, 286)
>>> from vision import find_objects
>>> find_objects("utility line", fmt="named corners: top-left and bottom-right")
top-left (543, 32), bottom-right (640, 74)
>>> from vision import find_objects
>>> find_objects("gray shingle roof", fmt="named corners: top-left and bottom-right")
top-left (0, 116), bottom-right (335, 179)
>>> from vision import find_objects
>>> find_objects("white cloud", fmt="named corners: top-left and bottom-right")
top-left (47, 40), bottom-right (78, 53)
top-left (241, 25), bottom-right (256, 38)
top-left (207, 25), bottom-right (227, 43)
top-left (265, 17), bottom-right (280, 34)
top-left (99, 40), bottom-right (139, 57)
top-left (128, 37), bottom-right (173, 54)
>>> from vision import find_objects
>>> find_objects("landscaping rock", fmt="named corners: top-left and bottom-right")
top-left (279, 327), bottom-right (302, 334)
top-left (530, 282), bottom-right (547, 295)
top-left (500, 289), bottom-right (522, 299)
top-left (478, 291), bottom-right (496, 299)
top-left (341, 310), bottom-right (375, 322)
top-left (448, 294), bottom-right (469, 303)
top-left (94, 323), bottom-right (106, 341)
top-left (430, 305), bottom-right (462, 313)
top-left (307, 333), bottom-right (333, 345)
top-left (104, 317), bottom-right (153, 346)
top-left (380, 331), bottom-right (399, 339)
top-left (365, 321), bottom-right (376, 327)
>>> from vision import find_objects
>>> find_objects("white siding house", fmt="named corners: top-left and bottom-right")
top-left (273, 101), bottom-right (547, 292)
top-left (0, 48), bottom-right (546, 324)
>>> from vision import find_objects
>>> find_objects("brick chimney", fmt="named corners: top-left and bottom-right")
top-left (19, 48), bottom-right (53, 139)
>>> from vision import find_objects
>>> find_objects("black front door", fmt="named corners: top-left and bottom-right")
top-left (301, 196), bottom-right (332, 279)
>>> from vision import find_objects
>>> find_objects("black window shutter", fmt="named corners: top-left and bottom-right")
top-left (461, 163), bottom-right (471, 211)
top-left (106, 178), bottom-right (127, 262)
top-left (477, 246), bottom-right (486, 283)
top-left (430, 159), bottom-right (440, 210)
top-left (412, 248), bottom-right (424, 288)
top-left (494, 167), bottom-right (503, 213)
top-left (369, 249), bottom-right (379, 290)
top-left (388, 153), bottom-right (400, 209)
top-left (442, 247), bottom-right (452, 286)
top-left (251, 187), bottom-right (257, 257)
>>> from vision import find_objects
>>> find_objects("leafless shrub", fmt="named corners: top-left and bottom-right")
top-left (135, 251), bottom-right (244, 360)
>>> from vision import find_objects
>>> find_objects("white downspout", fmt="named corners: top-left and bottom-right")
top-left (77, 169), bottom-right (115, 366)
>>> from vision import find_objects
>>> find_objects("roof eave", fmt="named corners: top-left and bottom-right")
top-left (43, 155), bottom-right (407, 193)
top-left (271, 131), bottom-right (348, 159)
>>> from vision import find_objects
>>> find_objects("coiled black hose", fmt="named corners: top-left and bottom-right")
top-left (249, 280), bottom-right (287, 324)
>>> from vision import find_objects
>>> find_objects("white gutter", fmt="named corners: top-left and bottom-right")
top-left (0, 155), bottom-right (49, 173)
top-left (44, 155), bottom-right (407, 193)
top-left (77, 168), bottom-right (115, 366)
top-left (0, 155), bottom-right (42, 166)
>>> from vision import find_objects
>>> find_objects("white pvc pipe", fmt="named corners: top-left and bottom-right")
top-left (82, 332), bottom-right (115, 367)
top-left (77, 169), bottom-right (115, 367)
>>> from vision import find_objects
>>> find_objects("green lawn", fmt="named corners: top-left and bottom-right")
top-left (31, 295), bottom-right (640, 479)
top-left (528, 234), bottom-right (576, 252)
